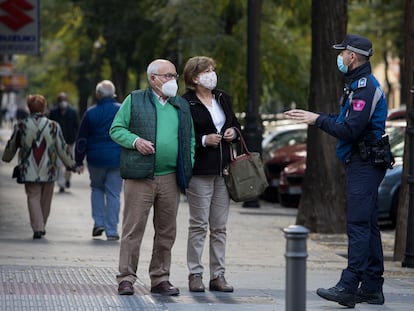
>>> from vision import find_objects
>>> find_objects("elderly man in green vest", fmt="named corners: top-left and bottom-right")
top-left (110, 59), bottom-right (195, 296)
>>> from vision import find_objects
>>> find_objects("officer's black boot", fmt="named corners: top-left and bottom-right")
top-left (355, 288), bottom-right (384, 305)
top-left (316, 285), bottom-right (356, 308)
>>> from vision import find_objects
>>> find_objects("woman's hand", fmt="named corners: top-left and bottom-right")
top-left (223, 127), bottom-right (236, 142)
top-left (205, 133), bottom-right (222, 147)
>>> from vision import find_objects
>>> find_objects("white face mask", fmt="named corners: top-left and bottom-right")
top-left (161, 79), bottom-right (178, 97)
top-left (198, 71), bottom-right (217, 90)
top-left (59, 101), bottom-right (68, 109)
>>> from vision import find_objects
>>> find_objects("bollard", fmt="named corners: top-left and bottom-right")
top-left (283, 225), bottom-right (309, 311)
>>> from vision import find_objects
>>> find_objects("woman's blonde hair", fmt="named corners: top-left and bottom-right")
top-left (183, 56), bottom-right (216, 92)
top-left (27, 94), bottom-right (47, 113)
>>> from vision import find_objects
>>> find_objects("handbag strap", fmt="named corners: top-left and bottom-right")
top-left (229, 127), bottom-right (251, 161)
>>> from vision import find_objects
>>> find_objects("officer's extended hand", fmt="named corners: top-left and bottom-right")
top-left (284, 109), bottom-right (319, 125)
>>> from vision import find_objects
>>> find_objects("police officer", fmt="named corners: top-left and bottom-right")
top-left (284, 34), bottom-right (391, 308)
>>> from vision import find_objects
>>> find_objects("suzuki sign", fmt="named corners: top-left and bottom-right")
top-left (0, 0), bottom-right (40, 55)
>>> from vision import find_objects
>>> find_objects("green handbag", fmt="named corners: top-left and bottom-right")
top-left (224, 129), bottom-right (268, 202)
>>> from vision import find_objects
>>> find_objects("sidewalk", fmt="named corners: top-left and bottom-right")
top-left (1, 127), bottom-right (414, 310)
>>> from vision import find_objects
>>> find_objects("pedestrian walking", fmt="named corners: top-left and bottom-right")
top-left (74, 80), bottom-right (123, 241)
top-left (2, 94), bottom-right (80, 239)
top-left (49, 92), bottom-right (79, 192)
top-left (284, 34), bottom-right (393, 308)
top-left (182, 56), bottom-right (241, 293)
top-left (110, 59), bottom-right (195, 296)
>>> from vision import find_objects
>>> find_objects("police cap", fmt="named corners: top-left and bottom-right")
top-left (332, 34), bottom-right (373, 57)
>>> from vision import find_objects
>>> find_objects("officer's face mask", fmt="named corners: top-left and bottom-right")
top-left (337, 55), bottom-right (348, 73)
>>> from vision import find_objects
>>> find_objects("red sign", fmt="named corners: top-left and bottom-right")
top-left (0, 0), bottom-right (39, 55)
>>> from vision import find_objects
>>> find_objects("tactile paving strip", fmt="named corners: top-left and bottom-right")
top-left (0, 265), bottom-right (164, 310)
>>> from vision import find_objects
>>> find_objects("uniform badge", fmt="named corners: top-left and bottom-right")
top-left (358, 78), bottom-right (367, 88)
top-left (352, 99), bottom-right (366, 111)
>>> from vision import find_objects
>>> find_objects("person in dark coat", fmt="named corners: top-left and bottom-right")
top-left (182, 56), bottom-right (241, 293)
top-left (75, 80), bottom-right (122, 241)
top-left (49, 92), bottom-right (79, 192)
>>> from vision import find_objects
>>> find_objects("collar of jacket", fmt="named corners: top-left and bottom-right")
top-left (97, 97), bottom-right (117, 105)
top-left (147, 87), bottom-right (182, 108)
top-left (344, 61), bottom-right (371, 82)
top-left (183, 89), bottom-right (223, 106)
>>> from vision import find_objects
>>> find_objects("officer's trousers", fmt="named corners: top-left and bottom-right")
top-left (338, 156), bottom-right (386, 293)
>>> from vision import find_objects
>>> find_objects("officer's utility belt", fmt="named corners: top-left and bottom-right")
top-left (357, 135), bottom-right (395, 169)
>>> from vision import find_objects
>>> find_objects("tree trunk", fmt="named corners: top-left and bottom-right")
top-left (296, 0), bottom-right (348, 233)
top-left (394, 0), bottom-right (414, 261)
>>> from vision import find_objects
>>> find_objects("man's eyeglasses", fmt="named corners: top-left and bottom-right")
top-left (153, 73), bottom-right (179, 80)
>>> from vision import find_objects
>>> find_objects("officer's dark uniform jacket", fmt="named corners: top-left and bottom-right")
top-left (315, 62), bottom-right (387, 163)
top-left (119, 89), bottom-right (193, 191)
top-left (182, 89), bottom-right (241, 176)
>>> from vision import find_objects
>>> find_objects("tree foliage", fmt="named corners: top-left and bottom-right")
top-left (14, 0), bottom-right (312, 114)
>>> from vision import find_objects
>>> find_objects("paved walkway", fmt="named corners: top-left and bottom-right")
top-left (1, 127), bottom-right (414, 310)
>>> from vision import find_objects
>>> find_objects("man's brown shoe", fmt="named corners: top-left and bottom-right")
top-left (209, 275), bottom-right (234, 292)
top-left (118, 281), bottom-right (134, 295)
top-left (189, 273), bottom-right (205, 292)
top-left (151, 281), bottom-right (180, 296)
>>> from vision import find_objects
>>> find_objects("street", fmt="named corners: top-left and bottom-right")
top-left (1, 127), bottom-right (414, 310)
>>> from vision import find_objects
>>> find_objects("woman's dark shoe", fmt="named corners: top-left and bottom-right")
top-left (118, 281), bottom-right (134, 295)
top-left (33, 231), bottom-right (42, 239)
top-left (209, 275), bottom-right (234, 292)
top-left (189, 273), bottom-right (205, 292)
top-left (41, 231), bottom-right (46, 236)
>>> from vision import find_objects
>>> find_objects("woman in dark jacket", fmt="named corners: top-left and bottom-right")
top-left (182, 56), bottom-right (241, 293)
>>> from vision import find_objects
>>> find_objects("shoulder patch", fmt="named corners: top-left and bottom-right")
top-left (352, 99), bottom-right (366, 111)
top-left (357, 78), bottom-right (367, 88)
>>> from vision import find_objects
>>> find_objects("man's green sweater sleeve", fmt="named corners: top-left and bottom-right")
top-left (110, 95), bottom-right (138, 149)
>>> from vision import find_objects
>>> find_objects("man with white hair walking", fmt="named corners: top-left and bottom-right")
top-left (75, 80), bottom-right (123, 241)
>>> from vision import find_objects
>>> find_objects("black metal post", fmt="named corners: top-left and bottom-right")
top-left (403, 75), bottom-right (414, 268)
top-left (243, 0), bottom-right (263, 208)
top-left (283, 225), bottom-right (309, 311)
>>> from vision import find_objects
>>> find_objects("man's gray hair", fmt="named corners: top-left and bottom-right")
top-left (147, 59), bottom-right (174, 79)
top-left (147, 60), bottom-right (161, 79)
top-left (96, 80), bottom-right (116, 98)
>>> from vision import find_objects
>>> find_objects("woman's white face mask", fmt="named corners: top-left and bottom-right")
top-left (198, 71), bottom-right (217, 90)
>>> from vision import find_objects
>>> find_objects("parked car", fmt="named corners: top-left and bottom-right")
top-left (277, 121), bottom-right (405, 223)
top-left (377, 159), bottom-right (402, 227)
top-left (261, 142), bottom-right (306, 202)
top-left (260, 123), bottom-right (307, 202)
top-left (262, 123), bottom-right (307, 150)
top-left (278, 157), bottom-right (306, 207)
top-left (377, 122), bottom-right (405, 226)
top-left (387, 106), bottom-right (406, 121)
